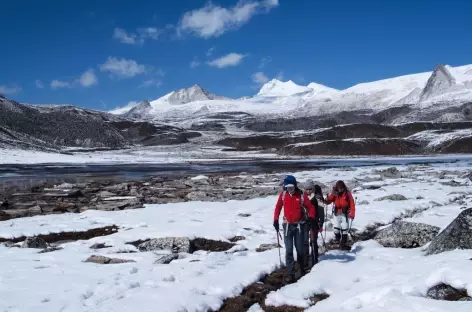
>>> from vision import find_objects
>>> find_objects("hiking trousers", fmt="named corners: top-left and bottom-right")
top-left (333, 213), bottom-right (349, 236)
top-left (282, 223), bottom-right (307, 276)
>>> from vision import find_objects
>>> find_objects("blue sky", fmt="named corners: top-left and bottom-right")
top-left (1, 0), bottom-right (471, 110)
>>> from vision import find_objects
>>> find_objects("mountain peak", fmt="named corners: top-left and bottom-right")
top-left (123, 100), bottom-right (151, 119)
top-left (258, 79), bottom-right (310, 97)
top-left (420, 64), bottom-right (456, 101)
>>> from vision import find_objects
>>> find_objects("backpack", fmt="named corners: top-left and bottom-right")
top-left (282, 189), bottom-right (308, 223)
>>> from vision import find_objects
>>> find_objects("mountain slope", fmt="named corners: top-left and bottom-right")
top-left (257, 79), bottom-right (311, 97)
top-left (151, 84), bottom-right (225, 106)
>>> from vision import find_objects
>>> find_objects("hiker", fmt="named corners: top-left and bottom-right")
top-left (325, 180), bottom-right (355, 249)
top-left (303, 180), bottom-right (325, 264)
top-left (273, 175), bottom-right (316, 282)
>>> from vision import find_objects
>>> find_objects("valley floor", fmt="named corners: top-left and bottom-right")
top-left (1, 162), bottom-right (472, 311)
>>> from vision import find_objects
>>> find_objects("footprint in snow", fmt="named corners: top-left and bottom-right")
top-left (81, 291), bottom-right (94, 300)
top-left (130, 267), bottom-right (138, 274)
top-left (41, 298), bottom-right (50, 303)
top-left (162, 275), bottom-right (176, 282)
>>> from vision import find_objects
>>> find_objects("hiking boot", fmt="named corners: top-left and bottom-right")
top-left (334, 233), bottom-right (341, 243)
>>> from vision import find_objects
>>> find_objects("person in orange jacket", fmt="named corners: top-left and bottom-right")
top-left (325, 180), bottom-right (355, 249)
top-left (273, 175), bottom-right (316, 281)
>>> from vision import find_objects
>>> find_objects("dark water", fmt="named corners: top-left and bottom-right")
top-left (1, 155), bottom-right (471, 193)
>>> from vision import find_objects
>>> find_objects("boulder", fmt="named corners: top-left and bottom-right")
top-left (256, 243), bottom-right (280, 252)
top-left (377, 167), bottom-right (402, 179)
top-left (154, 254), bottom-right (179, 264)
top-left (138, 237), bottom-right (191, 253)
top-left (375, 194), bottom-right (408, 201)
top-left (90, 243), bottom-right (112, 249)
top-left (426, 283), bottom-right (469, 301)
top-left (425, 208), bottom-right (472, 255)
top-left (373, 221), bottom-right (440, 248)
top-left (186, 191), bottom-right (208, 201)
top-left (21, 237), bottom-right (48, 249)
top-left (85, 255), bottom-right (135, 264)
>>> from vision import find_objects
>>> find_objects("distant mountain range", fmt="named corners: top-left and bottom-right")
top-left (2, 63), bottom-right (472, 157)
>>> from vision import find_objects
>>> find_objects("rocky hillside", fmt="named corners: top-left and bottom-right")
top-left (0, 96), bottom-right (200, 150)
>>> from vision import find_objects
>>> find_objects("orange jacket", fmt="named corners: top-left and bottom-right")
top-left (274, 190), bottom-right (315, 223)
top-left (326, 191), bottom-right (355, 218)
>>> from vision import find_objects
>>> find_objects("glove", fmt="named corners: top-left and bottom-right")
top-left (273, 221), bottom-right (279, 231)
top-left (349, 216), bottom-right (355, 220)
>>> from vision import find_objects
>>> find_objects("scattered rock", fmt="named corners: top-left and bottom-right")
top-left (67, 190), bottom-right (84, 198)
top-left (459, 297), bottom-right (472, 301)
top-left (98, 191), bottom-right (117, 198)
top-left (238, 213), bottom-right (251, 217)
top-left (378, 167), bottom-right (402, 179)
top-left (429, 201), bottom-right (442, 207)
top-left (373, 221), bottom-right (440, 248)
top-left (256, 243), bottom-right (280, 252)
top-left (440, 180), bottom-right (465, 187)
top-left (186, 191), bottom-right (208, 201)
top-left (229, 236), bottom-right (246, 242)
top-left (416, 196), bottom-right (425, 200)
top-left (191, 238), bottom-right (235, 253)
top-left (0, 210), bottom-right (11, 221)
top-left (362, 184), bottom-right (382, 190)
top-left (90, 243), bottom-right (112, 249)
top-left (85, 255), bottom-right (135, 264)
top-left (3, 241), bottom-right (19, 248)
top-left (425, 208), bottom-right (472, 255)
top-left (426, 283), bottom-right (469, 301)
top-left (138, 237), bottom-right (191, 253)
top-left (21, 237), bottom-right (48, 249)
top-left (375, 194), bottom-right (408, 201)
top-left (154, 254), bottom-right (179, 264)
top-left (357, 200), bottom-right (370, 205)
top-left (38, 246), bottom-right (63, 253)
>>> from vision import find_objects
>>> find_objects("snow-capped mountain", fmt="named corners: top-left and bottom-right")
top-left (106, 63), bottom-right (472, 122)
top-left (151, 84), bottom-right (225, 106)
top-left (123, 100), bottom-right (152, 119)
top-left (257, 79), bottom-right (312, 97)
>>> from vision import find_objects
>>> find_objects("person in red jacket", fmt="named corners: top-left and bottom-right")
top-left (273, 175), bottom-right (316, 282)
top-left (325, 180), bottom-right (355, 249)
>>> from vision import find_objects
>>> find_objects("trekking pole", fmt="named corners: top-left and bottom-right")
top-left (276, 230), bottom-right (283, 267)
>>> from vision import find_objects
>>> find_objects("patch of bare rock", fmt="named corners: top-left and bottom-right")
top-left (85, 255), bottom-right (135, 264)
top-left (1, 173), bottom-right (280, 220)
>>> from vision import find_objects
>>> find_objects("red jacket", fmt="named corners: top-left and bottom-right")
top-left (274, 190), bottom-right (315, 223)
top-left (326, 191), bottom-right (356, 218)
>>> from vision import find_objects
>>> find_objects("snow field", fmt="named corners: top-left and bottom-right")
top-left (1, 162), bottom-right (472, 311)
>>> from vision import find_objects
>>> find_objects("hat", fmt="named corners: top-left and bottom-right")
top-left (283, 175), bottom-right (297, 188)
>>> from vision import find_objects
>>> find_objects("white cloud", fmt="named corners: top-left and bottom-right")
top-left (113, 28), bottom-right (141, 45)
top-left (207, 53), bottom-right (246, 68)
top-left (190, 59), bottom-right (201, 69)
top-left (35, 80), bottom-right (44, 89)
top-left (51, 80), bottom-right (71, 89)
top-left (79, 69), bottom-right (98, 87)
top-left (0, 85), bottom-right (22, 95)
top-left (179, 0), bottom-right (279, 38)
top-left (206, 47), bottom-right (215, 57)
top-left (138, 27), bottom-right (162, 40)
top-left (252, 72), bottom-right (269, 85)
top-left (99, 57), bottom-right (148, 78)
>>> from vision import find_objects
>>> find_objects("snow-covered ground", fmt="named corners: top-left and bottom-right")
top-left (1, 163), bottom-right (472, 311)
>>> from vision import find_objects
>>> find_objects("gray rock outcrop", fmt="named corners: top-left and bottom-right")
top-left (425, 208), bottom-right (472, 255)
top-left (375, 194), bottom-right (408, 201)
top-left (373, 221), bottom-right (440, 248)
top-left (426, 283), bottom-right (469, 301)
top-left (154, 254), bottom-right (179, 264)
top-left (21, 237), bottom-right (48, 249)
top-left (138, 237), bottom-right (191, 253)
top-left (85, 255), bottom-right (135, 264)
